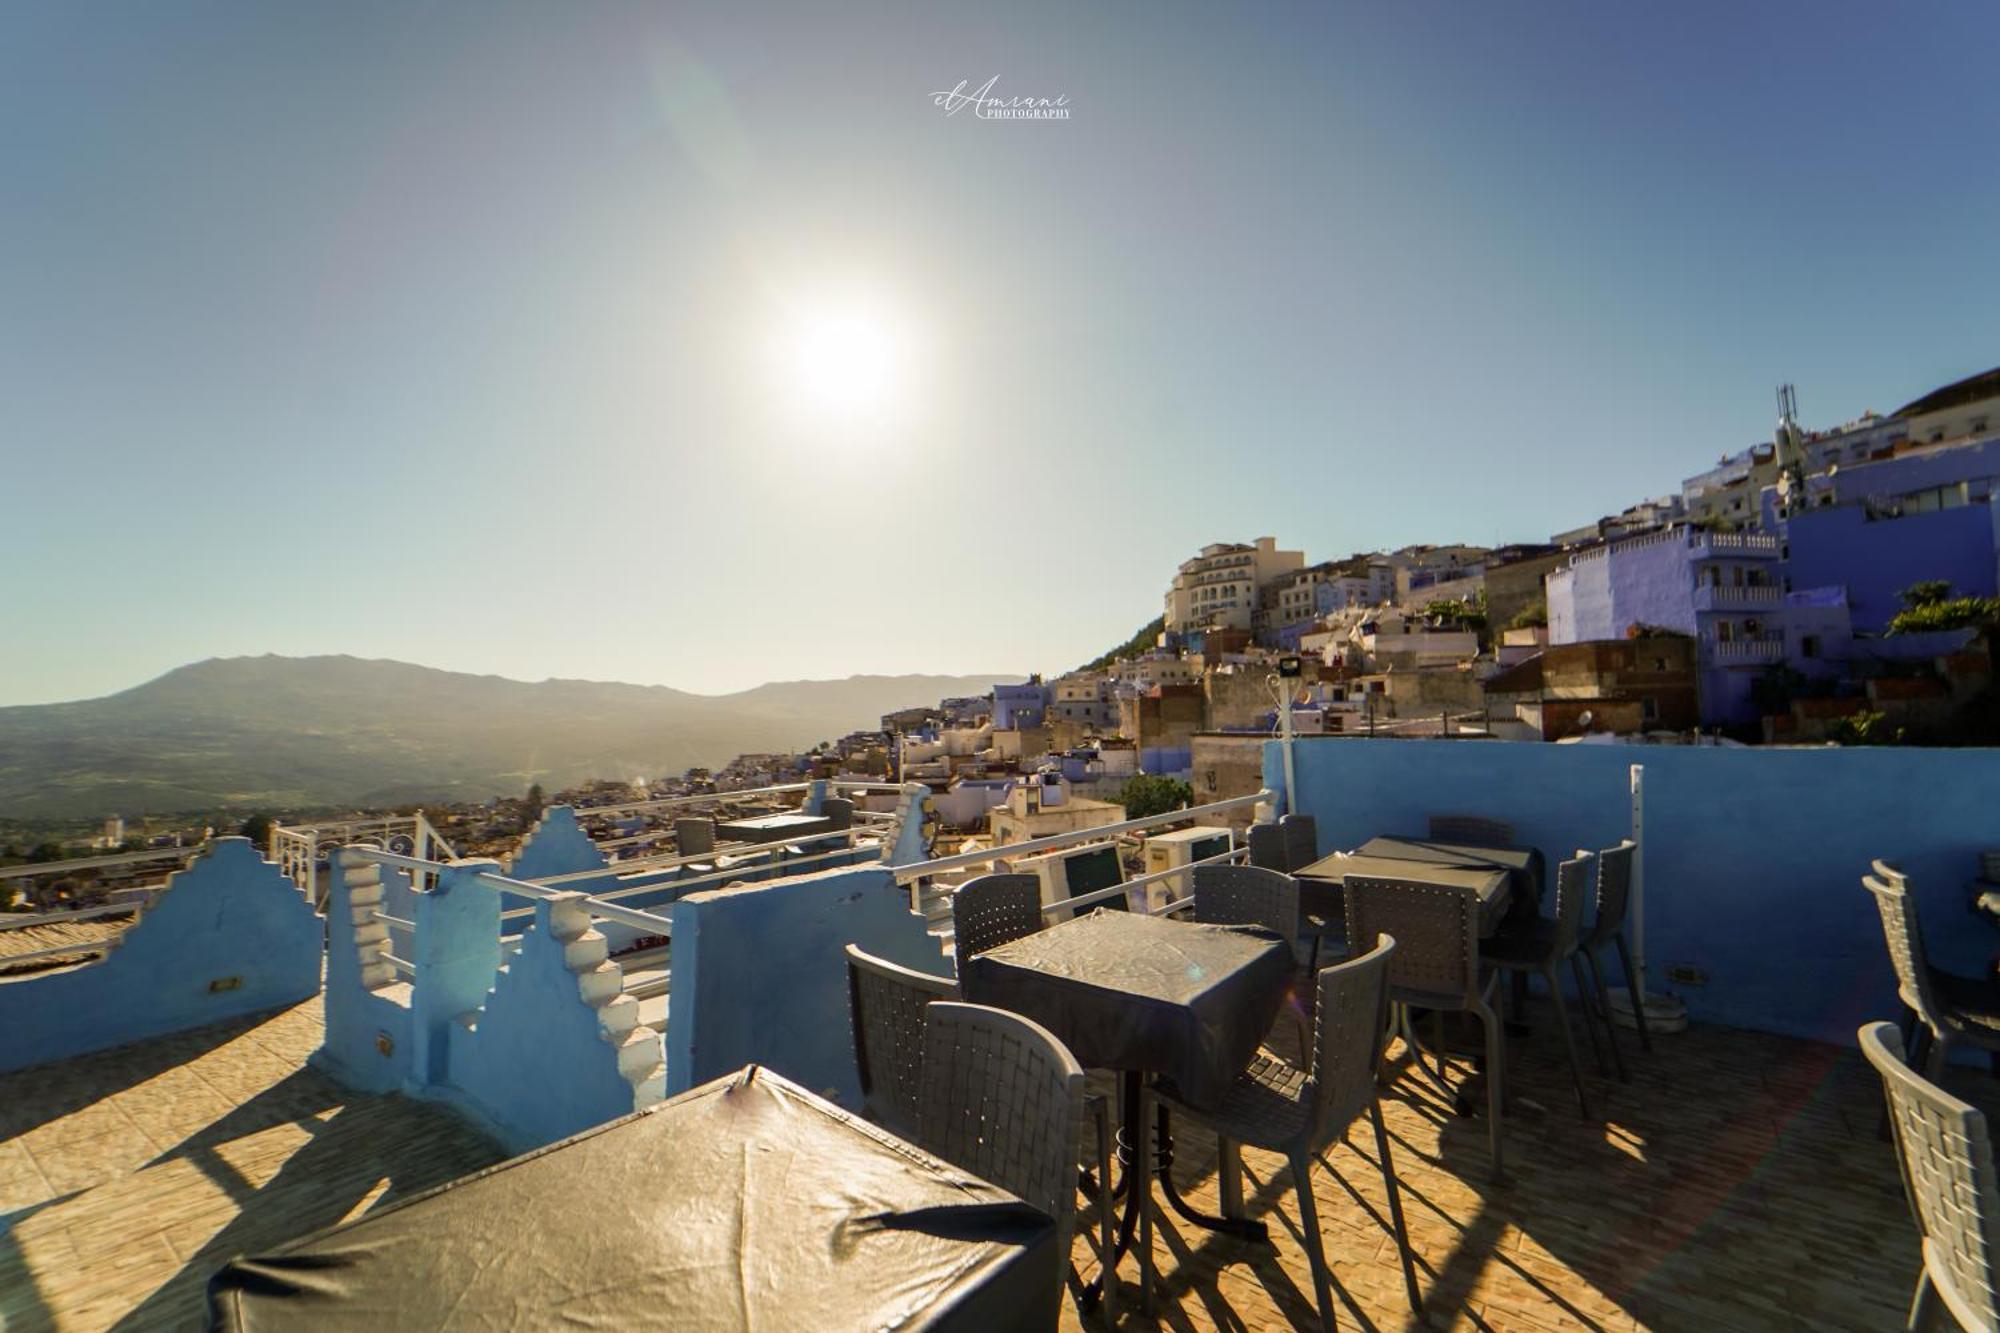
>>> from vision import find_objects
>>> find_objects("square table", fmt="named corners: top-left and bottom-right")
top-left (1297, 839), bottom-right (1525, 939)
top-left (717, 811), bottom-right (836, 845)
top-left (208, 1065), bottom-right (1057, 1332)
top-left (959, 910), bottom-right (1295, 1308)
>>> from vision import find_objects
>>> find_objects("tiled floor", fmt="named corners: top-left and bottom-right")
top-left (0, 1002), bottom-right (504, 1331)
top-left (0, 995), bottom-right (1950, 1332)
top-left (1057, 1012), bottom-right (1939, 1332)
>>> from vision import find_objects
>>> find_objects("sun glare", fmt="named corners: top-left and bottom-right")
top-left (769, 287), bottom-right (912, 425)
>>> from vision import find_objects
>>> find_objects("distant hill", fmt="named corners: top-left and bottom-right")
top-left (0, 656), bottom-right (1021, 818)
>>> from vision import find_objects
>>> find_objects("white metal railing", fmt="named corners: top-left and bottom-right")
top-left (1697, 583), bottom-right (1781, 606)
top-left (273, 812), bottom-right (456, 905)
top-left (890, 790), bottom-right (1272, 885)
top-left (511, 831), bottom-right (882, 922)
top-left (535, 825), bottom-right (880, 889)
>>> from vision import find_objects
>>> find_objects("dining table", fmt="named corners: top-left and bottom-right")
top-left (958, 909), bottom-right (1295, 1310)
top-left (208, 1065), bottom-right (1059, 1332)
top-left (1296, 837), bottom-right (1527, 939)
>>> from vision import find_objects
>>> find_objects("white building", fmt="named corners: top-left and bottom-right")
top-left (1163, 537), bottom-right (1304, 635)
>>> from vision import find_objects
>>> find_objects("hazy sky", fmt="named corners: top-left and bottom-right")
top-left (4, 2), bottom-right (1997, 705)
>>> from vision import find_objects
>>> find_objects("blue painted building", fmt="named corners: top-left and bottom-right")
top-left (991, 676), bottom-right (1050, 729)
top-left (1546, 526), bottom-right (1785, 725)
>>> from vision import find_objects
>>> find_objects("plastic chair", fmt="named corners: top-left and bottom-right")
top-left (1480, 852), bottom-right (1597, 1119)
top-left (1577, 841), bottom-right (1648, 1078)
top-left (1154, 937), bottom-right (1422, 1331)
top-left (1194, 862), bottom-right (1309, 1051)
top-left (1346, 873), bottom-right (1508, 1179)
top-left (845, 943), bottom-right (956, 1140)
top-left (1428, 814), bottom-right (1515, 848)
top-left (950, 873), bottom-right (1044, 977)
top-left (1859, 1019), bottom-right (2000, 1331)
top-left (821, 797), bottom-right (855, 831)
top-left (1246, 822), bottom-right (1290, 872)
top-left (916, 1001), bottom-right (1095, 1326)
top-left (1864, 864), bottom-right (2000, 1080)
top-left (1279, 813), bottom-right (1320, 870)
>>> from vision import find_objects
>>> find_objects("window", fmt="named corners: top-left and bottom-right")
top-left (1801, 635), bottom-right (1821, 659)
top-left (1642, 696), bottom-right (1659, 722)
top-left (1716, 621), bottom-right (1734, 643)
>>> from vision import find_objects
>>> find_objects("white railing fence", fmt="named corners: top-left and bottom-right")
top-left (272, 812), bottom-right (456, 907)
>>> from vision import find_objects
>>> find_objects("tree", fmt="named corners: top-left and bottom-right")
top-left (526, 783), bottom-right (546, 810)
top-left (1901, 580), bottom-right (1955, 610)
top-left (1828, 710), bottom-right (1906, 747)
top-left (238, 813), bottom-right (274, 844)
top-left (1508, 597), bottom-right (1548, 631)
top-left (1120, 774), bottom-right (1193, 820)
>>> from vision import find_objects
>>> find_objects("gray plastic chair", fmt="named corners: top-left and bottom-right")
top-left (1578, 841), bottom-right (1648, 1077)
top-left (1428, 814), bottom-right (1515, 848)
top-left (1191, 862), bottom-right (1300, 939)
top-left (845, 943), bottom-right (957, 1140)
top-left (1279, 813), bottom-right (1320, 870)
top-left (676, 816), bottom-right (716, 857)
top-left (950, 873), bottom-right (1045, 977)
top-left (853, 953), bottom-right (1116, 1320)
top-left (1480, 852), bottom-right (1597, 1119)
top-left (1247, 822), bottom-right (1290, 872)
top-left (1194, 862), bottom-right (1309, 1051)
top-left (1864, 864), bottom-right (2000, 1080)
top-left (916, 1001), bottom-right (1091, 1327)
top-left (1860, 1019), bottom-right (2000, 1331)
top-left (821, 797), bottom-right (855, 831)
top-left (1346, 873), bottom-right (1508, 1179)
top-left (1154, 936), bottom-right (1421, 1331)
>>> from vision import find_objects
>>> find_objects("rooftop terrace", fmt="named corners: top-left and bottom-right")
top-left (0, 995), bottom-right (1938, 1330)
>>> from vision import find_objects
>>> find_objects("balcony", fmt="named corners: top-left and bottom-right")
top-left (1686, 528), bottom-right (1781, 560)
top-left (1692, 582), bottom-right (1781, 612)
top-left (1706, 636), bottom-right (1785, 664)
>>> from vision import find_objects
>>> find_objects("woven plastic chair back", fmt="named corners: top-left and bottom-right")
top-left (1586, 841), bottom-right (1636, 950)
top-left (845, 943), bottom-right (958, 1138)
top-left (675, 817), bottom-right (716, 856)
top-left (1307, 933), bottom-right (1397, 1143)
top-left (1280, 814), bottom-right (1319, 871)
top-left (1246, 822), bottom-right (1289, 872)
top-left (951, 873), bottom-right (1045, 976)
top-left (1551, 851), bottom-right (1595, 957)
top-left (821, 797), bottom-right (855, 831)
top-left (917, 1001), bottom-right (1086, 1262)
top-left (1861, 1020), bottom-right (2000, 1330)
top-left (1192, 863), bottom-right (1299, 939)
top-left (1344, 875), bottom-right (1480, 1009)
top-left (1428, 814), bottom-right (1514, 847)
top-left (1864, 870), bottom-right (1943, 1026)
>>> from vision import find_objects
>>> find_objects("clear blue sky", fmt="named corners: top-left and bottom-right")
top-left (4, 2), bottom-right (1996, 704)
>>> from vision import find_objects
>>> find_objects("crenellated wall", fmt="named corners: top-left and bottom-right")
top-left (0, 838), bottom-right (320, 1074)
top-left (315, 847), bottom-right (416, 1092)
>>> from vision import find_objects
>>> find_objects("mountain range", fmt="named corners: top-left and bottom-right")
top-left (0, 656), bottom-right (1020, 818)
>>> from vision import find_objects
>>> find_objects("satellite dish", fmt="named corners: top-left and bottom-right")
top-left (1577, 709), bottom-right (1595, 729)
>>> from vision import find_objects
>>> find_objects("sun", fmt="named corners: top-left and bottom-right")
top-left (769, 287), bottom-right (912, 424)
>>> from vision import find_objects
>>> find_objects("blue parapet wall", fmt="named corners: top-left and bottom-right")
top-left (666, 864), bottom-right (946, 1105)
top-left (0, 838), bottom-right (321, 1075)
top-left (506, 805), bottom-right (606, 881)
top-left (315, 848), bottom-right (414, 1093)
top-left (1266, 738), bottom-right (2000, 1048)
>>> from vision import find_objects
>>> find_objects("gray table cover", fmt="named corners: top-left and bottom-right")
top-left (208, 1065), bottom-right (1057, 1332)
top-left (1299, 850), bottom-right (1513, 936)
top-left (1355, 836), bottom-right (1546, 910)
top-left (959, 910), bottom-right (1294, 1111)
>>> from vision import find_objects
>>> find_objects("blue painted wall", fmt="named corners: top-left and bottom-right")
top-left (0, 838), bottom-right (321, 1075)
top-left (443, 887), bottom-right (653, 1153)
top-left (666, 864), bottom-right (946, 1105)
top-left (1786, 497), bottom-right (2000, 633)
top-left (316, 850), bottom-right (415, 1093)
top-left (506, 806), bottom-right (607, 880)
top-left (1265, 739), bottom-right (2000, 1050)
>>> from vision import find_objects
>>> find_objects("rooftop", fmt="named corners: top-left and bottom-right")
top-left (2, 997), bottom-right (1932, 1331)
top-left (1, 1001), bottom-right (503, 1331)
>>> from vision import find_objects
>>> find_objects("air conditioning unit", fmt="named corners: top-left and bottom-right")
top-left (1012, 842), bottom-right (1130, 920)
top-left (1140, 826), bottom-right (1235, 913)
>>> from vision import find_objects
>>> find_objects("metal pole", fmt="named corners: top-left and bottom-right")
top-left (1277, 678), bottom-right (1298, 818)
top-left (1629, 763), bottom-right (1646, 1005)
